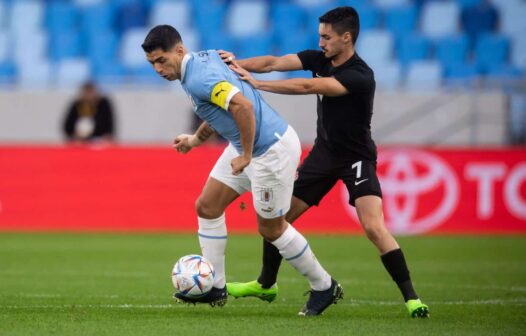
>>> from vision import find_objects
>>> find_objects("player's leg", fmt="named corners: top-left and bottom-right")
top-left (228, 141), bottom-right (337, 302)
top-left (354, 196), bottom-right (429, 317)
top-left (252, 127), bottom-right (342, 315)
top-left (175, 145), bottom-right (249, 306)
top-left (345, 159), bottom-right (428, 317)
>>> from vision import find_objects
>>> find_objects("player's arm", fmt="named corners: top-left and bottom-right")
top-left (227, 93), bottom-right (255, 175)
top-left (173, 122), bottom-right (215, 154)
top-left (218, 50), bottom-right (303, 73)
top-left (229, 63), bottom-right (349, 97)
top-left (210, 81), bottom-right (255, 175)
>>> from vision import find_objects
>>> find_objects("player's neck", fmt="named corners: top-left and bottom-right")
top-left (331, 47), bottom-right (355, 67)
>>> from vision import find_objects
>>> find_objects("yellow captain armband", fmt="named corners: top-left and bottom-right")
top-left (210, 81), bottom-right (240, 110)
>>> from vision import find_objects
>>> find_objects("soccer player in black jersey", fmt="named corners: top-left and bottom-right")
top-left (220, 6), bottom-right (429, 317)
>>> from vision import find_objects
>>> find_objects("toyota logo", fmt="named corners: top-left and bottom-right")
top-left (342, 149), bottom-right (459, 234)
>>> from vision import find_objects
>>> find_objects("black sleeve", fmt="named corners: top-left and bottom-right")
top-left (63, 102), bottom-right (78, 139)
top-left (297, 50), bottom-right (323, 72)
top-left (95, 97), bottom-right (115, 137)
top-left (333, 69), bottom-right (374, 93)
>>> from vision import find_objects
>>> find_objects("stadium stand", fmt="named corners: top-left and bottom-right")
top-left (0, 0), bottom-right (522, 88)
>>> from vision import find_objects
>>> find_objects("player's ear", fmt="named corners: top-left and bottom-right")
top-left (174, 43), bottom-right (185, 56)
top-left (342, 32), bottom-right (352, 44)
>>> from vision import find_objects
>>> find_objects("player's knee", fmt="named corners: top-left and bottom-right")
top-left (258, 217), bottom-right (287, 241)
top-left (195, 197), bottom-right (222, 219)
top-left (363, 220), bottom-right (388, 243)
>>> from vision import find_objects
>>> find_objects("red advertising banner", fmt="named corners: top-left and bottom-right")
top-left (0, 145), bottom-right (524, 234)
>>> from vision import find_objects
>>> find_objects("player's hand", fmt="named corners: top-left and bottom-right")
top-left (218, 50), bottom-right (236, 64)
top-left (229, 63), bottom-right (258, 88)
top-left (231, 154), bottom-right (251, 176)
top-left (173, 134), bottom-right (201, 154)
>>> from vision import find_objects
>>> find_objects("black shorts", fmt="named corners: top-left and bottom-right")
top-left (293, 142), bottom-right (382, 207)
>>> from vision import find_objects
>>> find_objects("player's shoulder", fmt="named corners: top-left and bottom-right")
top-left (340, 53), bottom-right (374, 81)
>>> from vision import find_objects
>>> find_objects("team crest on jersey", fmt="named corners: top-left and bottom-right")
top-left (260, 188), bottom-right (273, 203)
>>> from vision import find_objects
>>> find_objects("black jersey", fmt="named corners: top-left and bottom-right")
top-left (297, 50), bottom-right (377, 161)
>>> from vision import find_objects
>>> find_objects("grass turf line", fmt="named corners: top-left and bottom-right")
top-left (1, 233), bottom-right (525, 335)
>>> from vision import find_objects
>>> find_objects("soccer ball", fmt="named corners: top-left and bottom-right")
top-left (171, 255), bottom-right (215, 298)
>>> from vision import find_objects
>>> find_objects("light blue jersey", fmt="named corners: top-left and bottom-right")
top-left (180, 50), bottom-right (288, 157)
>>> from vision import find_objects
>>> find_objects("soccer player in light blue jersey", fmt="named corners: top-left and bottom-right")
top-left (142, 25), bottom-right (342, 315)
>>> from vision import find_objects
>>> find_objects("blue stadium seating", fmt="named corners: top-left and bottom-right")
top-left (50, 31), bottom-right (84, 61)
top-left (81, 3), bottom-right (116, 38)
top-left (236, 36), bottom-right (273, 59)
top-left (475, 33), bottom-right (509, 71)
top-left (46, 2), bottom-right (78, 34)
top-left (0, 61), bottom-right (15, 85)
top-left (0, 0), bottom-right (522, 88)
top-left (385, 4), bottom-right (417, 36)
top-left (271, 2), bottom-right (306, 33)
top-left (397, 33), bottom-right (431, 66)
top-left (435, 34), bottom-right (469, 68)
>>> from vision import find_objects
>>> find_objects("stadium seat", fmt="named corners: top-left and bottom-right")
top-left (397, 33), bottom-right (431, 66)
top-left (150, 0), bottom-right (191, 31)
top-left (201, 34), bottom-right (235, 52)
top-left (271, 2), bottom-right (306, 33)
top-left (87, 31), bottom-right (119, 68)
top-left (81, 3), bottom-right (115, 38)
top-left (46, 2), bottom-right (78, 34)
top-left (92, 61), bottom-right (128, 86)
top-left (0, 61), bottom-right (15, 85)
top-left (498, 1), bottom-right (526, 38)
top-left (130, 65), bottom-right (165, 85)
top-left (116, 0), bottom-right (148, 32)
top-left (420, 1), bottom-right (460, 38)
top-left (456, 0), bottom-right (481, 7)
top-left (120, 28), bottom-right (151, 68)
top-left (17, 59), bottom-right (51, 88)
top-left (276, 32), bottom-right (317, 55)
top-left (486, 65), bottom-right (524, 81)
top-left (180, 30), bottom-right (200, 53)
top-left (475, 34), bottom-right (509, 71)
top-left (444, 62), bottom-right (480, 87)
top-left (49, 31), bottom-right (83, 61)
top-left (373, 62), bottom-right (402, 90)
top-left (236, 36), bottom-right (273, 59)
top-left (9, 0), bottom-right (45, 37)
top-left (385, 4), bottom-right (417, 36)
top-left (55, 58), bottom-right (91, 88)
top-left (192, 1), bottom-right (226, 37)
top-left (405, 60), bottom-right (443, 90)
top-left (0, 32), bottom-right (9, 63)
top-left (356, 30), bottom-right (394, 67)
top-left (353, 3), bottom-right (380, 31)
top-left (227, 1), bottom-right (268, 38)
top-left (13, 31), bottom-right (48, 66)
top-left (0, 1), bottom-right (6, 29)
top-left (373, 0), bottom-right (410, 9)
top-left (435, 34), bottom-right (469, 69)
top-left (511, 35), bottom-right (526, 69)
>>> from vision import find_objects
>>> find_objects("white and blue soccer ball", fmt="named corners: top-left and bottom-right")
top-left (171, 255), bottom-right (215, 298)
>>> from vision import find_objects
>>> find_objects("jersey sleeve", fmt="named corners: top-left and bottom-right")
top-left (297, 50), bottom-right (323, 72)
top-left (333, 69), bottom-right (375, 93)
top-left (191, 68), bottom-right (240, 111)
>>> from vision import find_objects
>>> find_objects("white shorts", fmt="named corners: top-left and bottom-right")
top-left (209, 126), bottom-right (301, 219)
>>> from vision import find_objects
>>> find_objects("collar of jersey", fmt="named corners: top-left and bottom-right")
top-left (181, 53), bottom-right (192, 83)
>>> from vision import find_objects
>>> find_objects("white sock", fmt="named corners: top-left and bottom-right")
top-left (270, 224), bottom-right (332, 291)
top-left (198, 213), bottom-right (227, 288)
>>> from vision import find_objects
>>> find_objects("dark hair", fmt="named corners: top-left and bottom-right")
top-left (319, 6), bottom-right (360, 44)
top-left (141, 25), bottom-right (182, 53)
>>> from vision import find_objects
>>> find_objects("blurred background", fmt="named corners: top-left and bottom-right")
top-left (0, 0), bottom-right (524, 145)
top-left (0, 0), bottom-right (525, 234)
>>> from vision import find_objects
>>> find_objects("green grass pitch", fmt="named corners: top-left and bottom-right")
top-left (1, 233), bottom-right (525, 335)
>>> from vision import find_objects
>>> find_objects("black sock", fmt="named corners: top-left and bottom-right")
top-left (381, 248), bottom-right (418, 301)
top-left (257, 239), bottom-right (283, 289)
